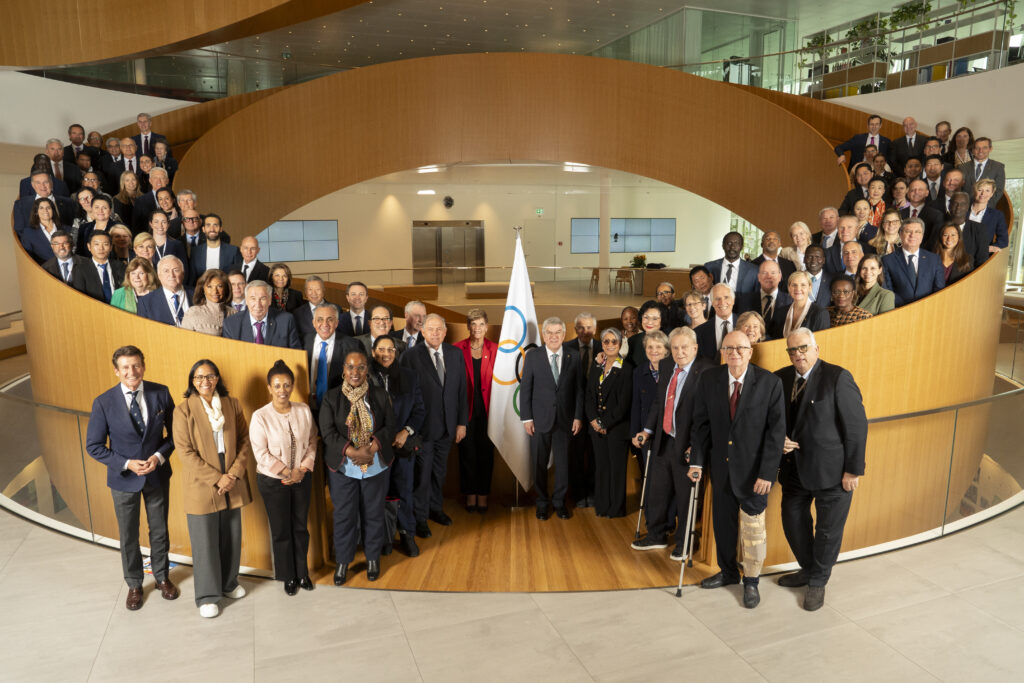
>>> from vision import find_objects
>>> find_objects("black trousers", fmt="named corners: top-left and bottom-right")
top-left (530, 425), bottom-right (570, 510)
top-left (779, 458), bottom-right (853, 587)
top-left (414, 436), bottom-right (452, 523)
top-left (710, 475), bottom-right (768, 583)
top-left (388, 454), bottom-right (416, 532)
top-left (568, 428), bottom-right (594, 503)
top-left (110, 477), bottom-right (170, 588)
top-left (458, 414), bottom-right (494, 496)
top-left (257, 473), bottom-right (312, 582)
top-left (590, 422), bottom-right (630, 517)
top-left (328, 468), bottom-right (389, 565)
top-left (645, 445), bottom-right (693, 544)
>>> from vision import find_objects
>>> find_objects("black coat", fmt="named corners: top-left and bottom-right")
top-left (584, 360), bottom-right (633, 430)
top-left (305, 332), bottom-right (363, 408)
top-left (319, 382), bottom-right (395, 470)
top-left (399, 342), bottom-right (468, 440)
top-left (519, 345), bottom-right (584, 433)
top-left (643, 356), bottom-right (714, 463)
top-left (770, 301), bottom-right (830, 340)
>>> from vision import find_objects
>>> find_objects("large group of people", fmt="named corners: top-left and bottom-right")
top-left (23, 109), bottom-right (1008, 615)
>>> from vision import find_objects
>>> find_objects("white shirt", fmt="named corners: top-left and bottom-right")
top-left (310, 334), bottom-right (335, 386)
top-left (822, 230), bottom-right (837, 250)
top-left (404, 330), bottom-right (420, 345)
top-left (713, 314), bottom-right (732, 350)
top-left (760, 253), bottom-right (778, 263)
top-left (119, 383), bottom-right (166, 467)
top-left (205, 244), bottom-right (221, 272)
top-left (56, 256), bottom-right (74, 280)
top-left (719, 258), bottom-right (740, 291)
top-left (901, 248), bottom-right (920, 275)
top-left (242, 259), bottom-right (258, 280)
top-left (162, 287), bottom-right (189, 324)
top-left (92, 259), bottom-right (111, 287)
top-left (867, 134), bottom-right (877, 148)
top-left (975, 160), bottom-right (987, 177)
top-left (969, 207), bottom-right (986, 222)
top-left (349, 310), bottom-right (365, 331)
top-left (906, 135), bottom-right (916, 148)
top-left (39, 223), bottom-right (58, 243)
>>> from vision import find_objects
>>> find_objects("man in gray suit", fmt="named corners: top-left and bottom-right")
top-left (959, 137), bottom-right (1005, 208)
top-left (221, 280), bottom-right (301, 348)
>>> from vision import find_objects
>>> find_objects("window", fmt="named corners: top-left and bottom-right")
top-left (254, 220), bottom-right (339, 262)
top-left (570, 218), bottom-right (676, 253)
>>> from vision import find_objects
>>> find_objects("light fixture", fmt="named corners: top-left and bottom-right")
top-left (417, 165), bottom-right (442, 173)
top-left (563, 162), bottom-right (591, 173)
top-left (417, 189), bottom-right (436, 195)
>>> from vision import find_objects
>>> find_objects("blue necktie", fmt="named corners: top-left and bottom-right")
top-left (316, 341), bottom-right (329, 406)
top-left (128, 390), bottom-right (145, 437)
top-left (100, 263), bottom-right (112, 302)
top-left (171, 293), bottom-right (183, 324)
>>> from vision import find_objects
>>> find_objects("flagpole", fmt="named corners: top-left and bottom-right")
top-left (511, 225), bottom-right (525, 511)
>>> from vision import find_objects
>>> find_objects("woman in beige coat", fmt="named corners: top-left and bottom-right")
top-left (173, 359), bottom-right (253, 619)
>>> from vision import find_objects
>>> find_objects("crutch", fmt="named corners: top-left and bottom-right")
top-left (634, 440), bottom-right (652, 540)
top-left (675, 474), bottom-right (703, 597)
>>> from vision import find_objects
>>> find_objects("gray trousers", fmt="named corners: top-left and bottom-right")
top-left (110, 478), bottom-right (170, 589)
top-left (186, 507), bottom-right (241, 606)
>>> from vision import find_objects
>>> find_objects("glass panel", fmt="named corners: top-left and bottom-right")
top-left (266, 242), bottom-right (304, 262)
top-left (572, 236), bottom-right (599, 254)
top-left (303, 221), bottom-right (338, 240)
top-left (624, 218), bottom-right (650, 235)
top-left (305, 240), bottom-right (339, 260)
top-left (624, 236), bottom-right (650, 252)
top-left (651, 235), bottom-right (676, 252)
top-left (651, 218), bottom-right (675, 235)
top-left (570, 218), bottom-right (599, 236)
top-left (269, 220), bottom-right (304, 241)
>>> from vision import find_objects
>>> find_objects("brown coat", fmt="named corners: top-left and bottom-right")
top-left (172, 394), bottom-right (253, 515)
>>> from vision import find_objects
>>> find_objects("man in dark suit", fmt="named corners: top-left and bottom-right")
top-left (838, 163), bottom-right (874, 216)
top-left (137, 256), bottom-right (194, 327)
top-left (187, 214), bottom-right (242, 284)
top-left (751, 231), bottom-right (796, 284)
top-left (804, 245), bottom-right (834, 309)
top-left (13, 172), bottom-right (76, 236)
top-left (927, 168), bottom-right (964, 218)
top-left (132, 113), bottom-right (167, 159)
top-left (131, 167), bottom-right (170, 234)
top-left (774, 329), bottom-right (867, 611)
top-left (295, 275), bottom-right (325, 339)
top-left (959, 137), bottom-right (1006, 208)
top-left (221, 280), bottom-right (302, 348)
top-left (99, 139), bottom-right (126, 195)
top-left (687, 267), bottom-right (714, 321)
top-left (400, 313), bottom-right (468, 535)
top-left (42, 230), bottom-right (92, 295)
top-left (44, 138), bottom-right (83, 193)
top-left (337, 282), bottom-right (370, 337)
top-left (79, 232), bottom-right (125, 304)
top-left (357, 304), bottom-right (408, 357)
top-left (564, 313), bottom-right (598, 506)
top-left (834, 114), bottom-right (891, 170)
top-left (178, 209), bottom-right (205, 260)
top-left (739, 261), bottom-right (792, 334)
top-left (689, 330), bottom-right (786, 609)
top-left (305, 302), bottom-right (362, 416)
top-left (695, 283), bottom-right (738, 361)
top-left (64, 123), bottom-right (101, 170)
top-left (900, 179), bottom-right (944, 249)
top-left (890, 116), bottom-right (927, 178)
top-left (882, 218), bottom-right (945, 306)
top-left (238, 236), bottom-right (271, 283)
top-left (520, 317), bottom-right (584, 520)
top-left (705, 231), bottom-right (758, 296)
top-left (398, 300), bottom-right (428, 347)
top-left (654, 284), bottom-right (686, 331)
top-left (631, 327), bottom-right (713, 558)
top-left (811, 207), bottom-right (844, 275)
top-left (19, 154), bottom-right (71, 197)
top-left (85, 345), bottom-right (179, 610)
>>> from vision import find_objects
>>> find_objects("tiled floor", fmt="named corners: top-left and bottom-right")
top-left (2, 505), bottom-right (1023, 682)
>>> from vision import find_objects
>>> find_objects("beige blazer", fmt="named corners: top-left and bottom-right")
top-left (173, 394), bottom-right (253, 515)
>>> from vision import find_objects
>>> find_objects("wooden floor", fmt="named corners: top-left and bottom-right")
top-left (312, 496), bottom-right (716, 592)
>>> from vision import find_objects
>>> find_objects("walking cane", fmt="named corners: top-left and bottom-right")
top-left (675, 475), bottom-right (702, 598)
top-left (634, 440), bottom-right (652, 540)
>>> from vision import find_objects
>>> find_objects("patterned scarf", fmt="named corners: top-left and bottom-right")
top-left (341, 380), bottom-right (373, 472)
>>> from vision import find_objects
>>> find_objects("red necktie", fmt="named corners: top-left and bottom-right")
top-left (54, 162), bottom-right (63, 180)
top-left (662, 367), bottom-right (683, 435)
top-left (729, 380), bottom-right (741, 420)
top-left (911, 208), bottom-right (918, 218)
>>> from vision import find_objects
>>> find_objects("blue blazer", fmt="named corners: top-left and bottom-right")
top-left (20, 176), bottom-right (70, 198)
top-left (834, 133), bottom-right (892, 169)
top-left (137, 288), bottom-right (195, 326)
top-left (388, 366), bottom-right (426, 435)
top-left (704, 257), bottom-right (758, 295)
top-left (882, 250), bottom-right (945, 307)
top-left (978, 208), bottom-right (1009, 249)
top-left (85, 381), bottom-right (174, 493)
top-left (221, 308), bottom-right (301, 348)
top-left (187, 242), bottom-right (242, 285)
top-left (809, 271), bottom-right (834, 308)
top-left (20, 226), bottom-right (66, 264)
top-left (400, 342), bottom-right (469, 440)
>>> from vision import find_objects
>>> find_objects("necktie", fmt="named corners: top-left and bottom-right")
top-left (254, 320), bottom-right (265, 344)
top-left (719, 320), bottom-right (729, 348)
top-left (434, 350), bottom-right (446, 386)
top-left (54, 163), bottom-right (63, 181)
top-left (791, 376), bottom-right (807, 404)
top-left (662, 367), bottom-right (684, 436)
top-left (354, 314), bottom-right (363, 336)
top-left (929, 181), bottom-right (937, 199)
top-left (142, 135), bottom-right (149, 156)
top-left (234, 302), bottom-right (245, 312)
top-left (171, 293), bottom-right (183, 324)
top-left (581, 343), bottom-right (591, 371)
top-left (907, 254), bottom-right (918, 284)
top-left (725, 262), bottom-right (734, 284)
top-left (869, 135), bottom-right (875, 147)
top-left (550, 353), bottom-right (559, 383)
top-left (242, 264), bottom-right (249, 280)
top-left (128, 390), bottom-right (145, 436)
top-left (729, 380), bottom-right (741, 420)
top-left (908, 136), bottom-right (914, 148)
top-left (911, 207), bottom-right (918, 218)
top-left (100, 263), bottom-right (112, 302)
top-left (975, 163), bottom-right (982, 180)
top-left (128, 159), bottom-right (134, 174)
top-left (811, 275), bottom-right (819, 299)
top-left (61, 261), bottom-right (70, 282)
top-left (316, 341), bottom-right (329, 406)
top-left (762, 294), bottom-right (772, 319)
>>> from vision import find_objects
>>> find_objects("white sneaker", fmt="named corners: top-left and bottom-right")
top-left (223, 584), bottom-right (246, 599)
top-left (199, 604), bottom-right (219, 618)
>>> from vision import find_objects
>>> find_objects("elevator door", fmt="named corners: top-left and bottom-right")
top-left (412, 221), bottom-right (485, 284)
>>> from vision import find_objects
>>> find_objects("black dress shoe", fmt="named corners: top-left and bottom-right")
top-left (777, 571), bottom-right (809, 588)
top-left (478, 504), bottom-right (488, 514)
top-left (415, 521), bottom-right (432, 538)
top-left (465, 502), bottom-right (477, 513)
top-left (399, 531), bottom-right (420, 557)
top-left (299, 576), bottom-right (314, 591)
top-left (743, 583), bottom-right (760, 609)
top-left (367, 560), bottom-right (381, 581)
top-left (700, 572), bottom-right (739, 589)
top-left (576, 497), bottom-right (593, 508)
top-left (536, 508), bottom-right (550, 521)
top-left (284, 579), bottom-right (299, 596)
top-left (429, 510), bottom-right (453, 526)
top-left (333, 564), bottom-right (348, 586)
top-left (555, 506), bottom-right (571, 520)
top-left (803, 585), bottom-right (825, 611)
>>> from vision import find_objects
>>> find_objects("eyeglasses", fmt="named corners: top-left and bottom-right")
top-left (641, 315), bottom-right (661, 322)
top-left (722, 346), bottom-right (751, 354)
top-left (785, 345), bottom-right (811, 356)
top-left (601, 338), bottom-right (619, 345)
top-left (656, 290), bottom-right (673, 297)
top-left (370, 316), bottom-right (392, 322)
top-left (183, 216), bottom-right (200, 222)
top-left (193, 374), bottom-right (218, 383)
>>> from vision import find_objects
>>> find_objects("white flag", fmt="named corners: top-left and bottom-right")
top-left (488, 235), bottom-right (540, 491)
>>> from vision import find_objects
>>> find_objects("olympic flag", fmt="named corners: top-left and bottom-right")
top-left (488, 234), bottom-right (539, 491)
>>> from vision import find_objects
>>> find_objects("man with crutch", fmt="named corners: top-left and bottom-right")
top-left (630, 327), bottom-right (712, 560)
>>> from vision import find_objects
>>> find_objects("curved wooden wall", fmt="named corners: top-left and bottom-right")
top-left (0, 1), bottom-right (366, 69)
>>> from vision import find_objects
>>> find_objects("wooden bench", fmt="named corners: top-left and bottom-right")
top-left (465, 281), bottom-right (534, 299)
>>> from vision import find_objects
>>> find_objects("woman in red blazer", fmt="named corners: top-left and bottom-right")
top-left (454, 308), bottom-right (497, 513)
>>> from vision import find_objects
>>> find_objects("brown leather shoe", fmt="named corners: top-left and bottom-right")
top-left (156, 579), bottom-right (180, 600)
top-left (126, 587), bottom-right (143, 610)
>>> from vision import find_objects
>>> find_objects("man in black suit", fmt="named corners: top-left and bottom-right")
top-left (64, 123), bottom-right (101, 170)
top-left (838, 163), bottom-right (874, 216)
top-left (337, 282), bottom-right (370, 337)
top-left (739, 261), bottom-right (791, 334)
top-left (42, 230), bottom-right (90, 294)
top-left (132, 167), bottom-right (170, 235)
top-left (187, 214), bottom-right (242, 285)
top-left (85, 345), bottom-right (179, 610)
top-left (695, 283), bottom-right (738, 361)
top-left (399, 300), bottom-right (427, 346)
top-left (137, 256), bottom-right (194, 326)
top-left (44, 138), bottom-right (83, 193)
top-left (132, 113), bottom-right (167, 159)
top-left (689, 330), bottom-right (785, 609)
top-left (80, 232), bottom-right (125, 304)
top-left (295, 275), bottom-right (326, 339)
top-left (221, 280), bottom-right (302, 348)
top-left (520, 317), bottom-right (584, 520)
top-left (834, 114), bottom-right (891, 170)
top-left (927, 168), bottom-right (964, 218)
top-left (654, 284), bottom-right (686, 330)
top-left (774, 329), bottom-right (867, 611)
top-left (400, 313), bottom-right (468, 535)
top-left (357, 304), bottom-right (408, 357)
top-left (631, 327), bottom-right (713, 558)
top-left (751, 231), bottom-right (796, 284)
top-left (890, 116), bottom-right (927, 178)
top-left (705, 232), bottom-right (758, 296)
top-left (305, 302), bottom-right (362, 416)
top-left (13, 171), bottom-right (76, 236)
top-left (900, 179), bottom-right (944, 249)
top-left (19, 154), bottom-right (71, 197)
top-left (803, 245), bottom-right (833, 309)
top-left (812, 207), bottom-right (844, 275)
top-left (178, 209), bottom-right (205, 259)
top-left (100, 138), bottom-right (125, 195)
top-left (687, 267), bottom-right (714, 321)
top-left (238, 236), bottom-right (271, 283)
top-left (565, 312), bottom-right (598, 506)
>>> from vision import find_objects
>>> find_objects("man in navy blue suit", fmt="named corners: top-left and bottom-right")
top-left (187, 214), bottom-right (242, 285)
top-left (222, 280), bottom-right (301, 348)
top-left (695, 283), bottom-right (738, 361)
top-left (131, 113), bottom-right (167, 159)
top-left (337, 282), bottom-right (370, 337)
top-left (137, 256), bottom-right (194, 326)
top-left (882, 218), bottom-right (945, 307)
top-left (738, 260), bottom-right (792, 334)
top-left (803, 246), bottom-right (834, 309)
top-left (834, 114), bottom-right (891, 171)
top-left (85, 346), bottom-right (179, 611)
top-left (705, 232), bottom-right (758, 296)
top-left (12, 171), bottom-right (76, 236)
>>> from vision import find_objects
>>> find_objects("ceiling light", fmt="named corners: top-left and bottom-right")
top-left (563, 163), bottom-right (591, 173)
top-left (418, 190), bottom-right (436, 195)
top-left (417, 165), bottom-right (442, 173)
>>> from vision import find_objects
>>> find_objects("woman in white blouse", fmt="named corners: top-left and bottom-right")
top-left (781, 221), bottom-right (812, 271)
top-left (250, 360), bottom-right (318, 596)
